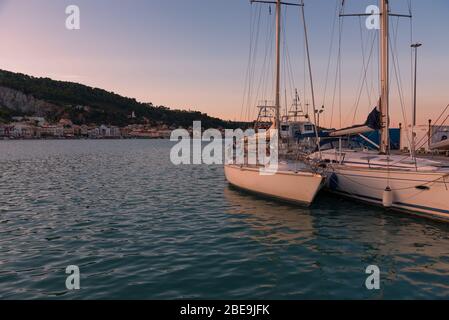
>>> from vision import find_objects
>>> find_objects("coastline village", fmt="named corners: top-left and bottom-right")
top-left (0, 112), bottom-right (177, 140)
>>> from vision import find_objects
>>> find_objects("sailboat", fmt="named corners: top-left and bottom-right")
top-left (224, 0), bottom-right (324, 206)
top-left (308, 0), bottom-right (449, 222)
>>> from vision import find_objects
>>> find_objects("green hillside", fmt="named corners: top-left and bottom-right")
top-left (0, 69), bottom-right (246, 129)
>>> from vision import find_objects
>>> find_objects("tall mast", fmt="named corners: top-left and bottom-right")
top-left (251, 0), bottom-right (303, 131)
top-left (275, 0), bottom-right (281, 130)
top-left (379, 0), bottom-right (390, 154)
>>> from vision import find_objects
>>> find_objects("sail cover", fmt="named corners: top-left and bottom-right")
top-left (329, 107), bottom-right (381, 137)
top-left (365, 107), bottom-right (381, 130)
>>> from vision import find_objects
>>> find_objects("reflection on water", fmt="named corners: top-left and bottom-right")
top-left (1, 140), bottom-right (449, 299)
top-left (224, 184), bottom-right (449, 299)
top-left (224, 186), bottom-right (316, 245)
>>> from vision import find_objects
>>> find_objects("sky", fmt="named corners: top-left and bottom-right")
top-left (0, 0), bottom-right (448, 128)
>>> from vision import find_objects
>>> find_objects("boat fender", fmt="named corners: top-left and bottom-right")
top-left (383, 187), bottom-right (393, 208)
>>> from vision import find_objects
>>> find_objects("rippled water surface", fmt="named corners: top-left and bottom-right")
top-left (1, 140), bottom-right (449, 299)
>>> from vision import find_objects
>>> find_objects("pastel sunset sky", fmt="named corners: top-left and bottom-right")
top-left (1, 0), bottom-right (448, 128)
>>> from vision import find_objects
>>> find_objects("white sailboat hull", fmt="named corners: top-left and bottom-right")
top-left (224, 164), bottom-right (324, 206)
top-left (430, 139), bottom-right (449, 151)
top-left (325, 166), bottom-right (449, 221)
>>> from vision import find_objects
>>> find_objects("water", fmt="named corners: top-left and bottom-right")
top-left (1, 140), bottom-right (449, 299)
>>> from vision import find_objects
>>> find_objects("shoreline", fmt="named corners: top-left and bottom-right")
top-left (0, 137), bottom-right (171, 141)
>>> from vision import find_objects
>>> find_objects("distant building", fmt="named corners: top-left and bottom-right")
top-left (39, 125), bottom-right (63, 138)
top-left (99, 125), bottom-right (111, 137)
top-left (26, 117), bottom-right (46, 126)
top-left (59, 119), bottom-right (73, 127)
top-left (80, 125), bottom-right (89, 137)
top-left (432, 126), bottom-right (449, 145)
top-left (0, 125), bottom-right (13, 137)
top-left (88, 127), bottom-right (100, 139)
top-left (110, 126), bottom-right (121, 138)
top-left (11, 123), bottom-right (36, 138)
top-left (97, 125), bottom-right (121, 138)
top-left (400, 124), bottom-right (449, 153)
top-left (63, 127), bottom-right (75, 138)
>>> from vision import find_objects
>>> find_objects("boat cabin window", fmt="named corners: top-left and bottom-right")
top-left (320, 138), bottom-right (368, 151)
top-left (303, 124), bottom-right (314, 132)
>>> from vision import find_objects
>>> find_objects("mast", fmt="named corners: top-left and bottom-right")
top-left (339, 0), bottom-right (412, 154)
top-left (275, 0), bottom-right (281, 130)
top-left (379, 0), bottom-right (390, 154)
top-left (250, 0), bottom-right (303, 131)
top-left (300, 0), bottom-right (321, 153)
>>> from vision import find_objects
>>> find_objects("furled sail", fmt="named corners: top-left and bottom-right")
top-left (329, 107), bottom-right (381, 137)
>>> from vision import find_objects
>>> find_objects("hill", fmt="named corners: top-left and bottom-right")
top-left (0, 69), bottom-right (246, 129)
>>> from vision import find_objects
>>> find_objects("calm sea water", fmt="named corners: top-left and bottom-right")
top-left (1, 140), bottom-right (449, 299)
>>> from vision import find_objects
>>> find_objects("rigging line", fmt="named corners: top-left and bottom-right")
top-left (432, 104), bottom-right (449, 129)
top-left (260, 9), bottom-right (275, 104)
top-left (405, 42), bottom-right (449, 154)
top-left (253, 7), bottom-right (272, 119)
top-left (322, 0), bottom-right (339, 108)
top-left (281, 6), bottom-right (295, 105)
top-left (285, 42), bottom-right (295, 103)
top-left (346, 18), bottom-right (367, 126)
top-left (330, 15), bottom-right (344, 129)
top-left (338, 19), bottom-right (342, 129)
top-left (299, 0), bottom-right (321, 153)
top-left (350, 18), bottom-right (376, 126)
top-left (363, 22), bottom-right (373, 107)
top-left (391, 16), bottom-right (413, 154)
top-left (283, 16), bottom-right (296, 106)
top-left (281, 10), bottom-right (287, 103)
top-left (329, 1), bottom-right (341, 128)
top-left (413, 105), bottom-right (449, 152)
top-left (409, 0), bottom-right (414, 129)
top-left (245, 4), bottom-right (262, 121)
top-left (386, 104), bottom-right (449, 167)
top-left (248, 6), bottom-right (260, 119)
top-left (391, 47), bottom-right (411, 153)
top-left (282, 7), bottom-right (289, 118)
top-left (351, 29), bottom-right (377, 125)
top-left (370, 32), bottom-right (378, 106)
top-left (302, 4), bottom-right (307, 116)
top-left (390, 18), bottom-right (410, 134)
top-left (250, 5), bottom-right (264, 120)
top-left (243, 6), bottom-right (255, 121)
top-left (264, 14), bottom-right (275, 105)
top-left (240, 6), bottom-right (257, 121)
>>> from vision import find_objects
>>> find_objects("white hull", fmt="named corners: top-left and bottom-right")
top-left (313, 150), bottom-right (449, 221)
top-left (224, 164), bottom-right (324, 206)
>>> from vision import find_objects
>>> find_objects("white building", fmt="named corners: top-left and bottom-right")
top-left (11, 123), bottom-right (35, 138)
top-left (400, 124), bottom-right (449, 153)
